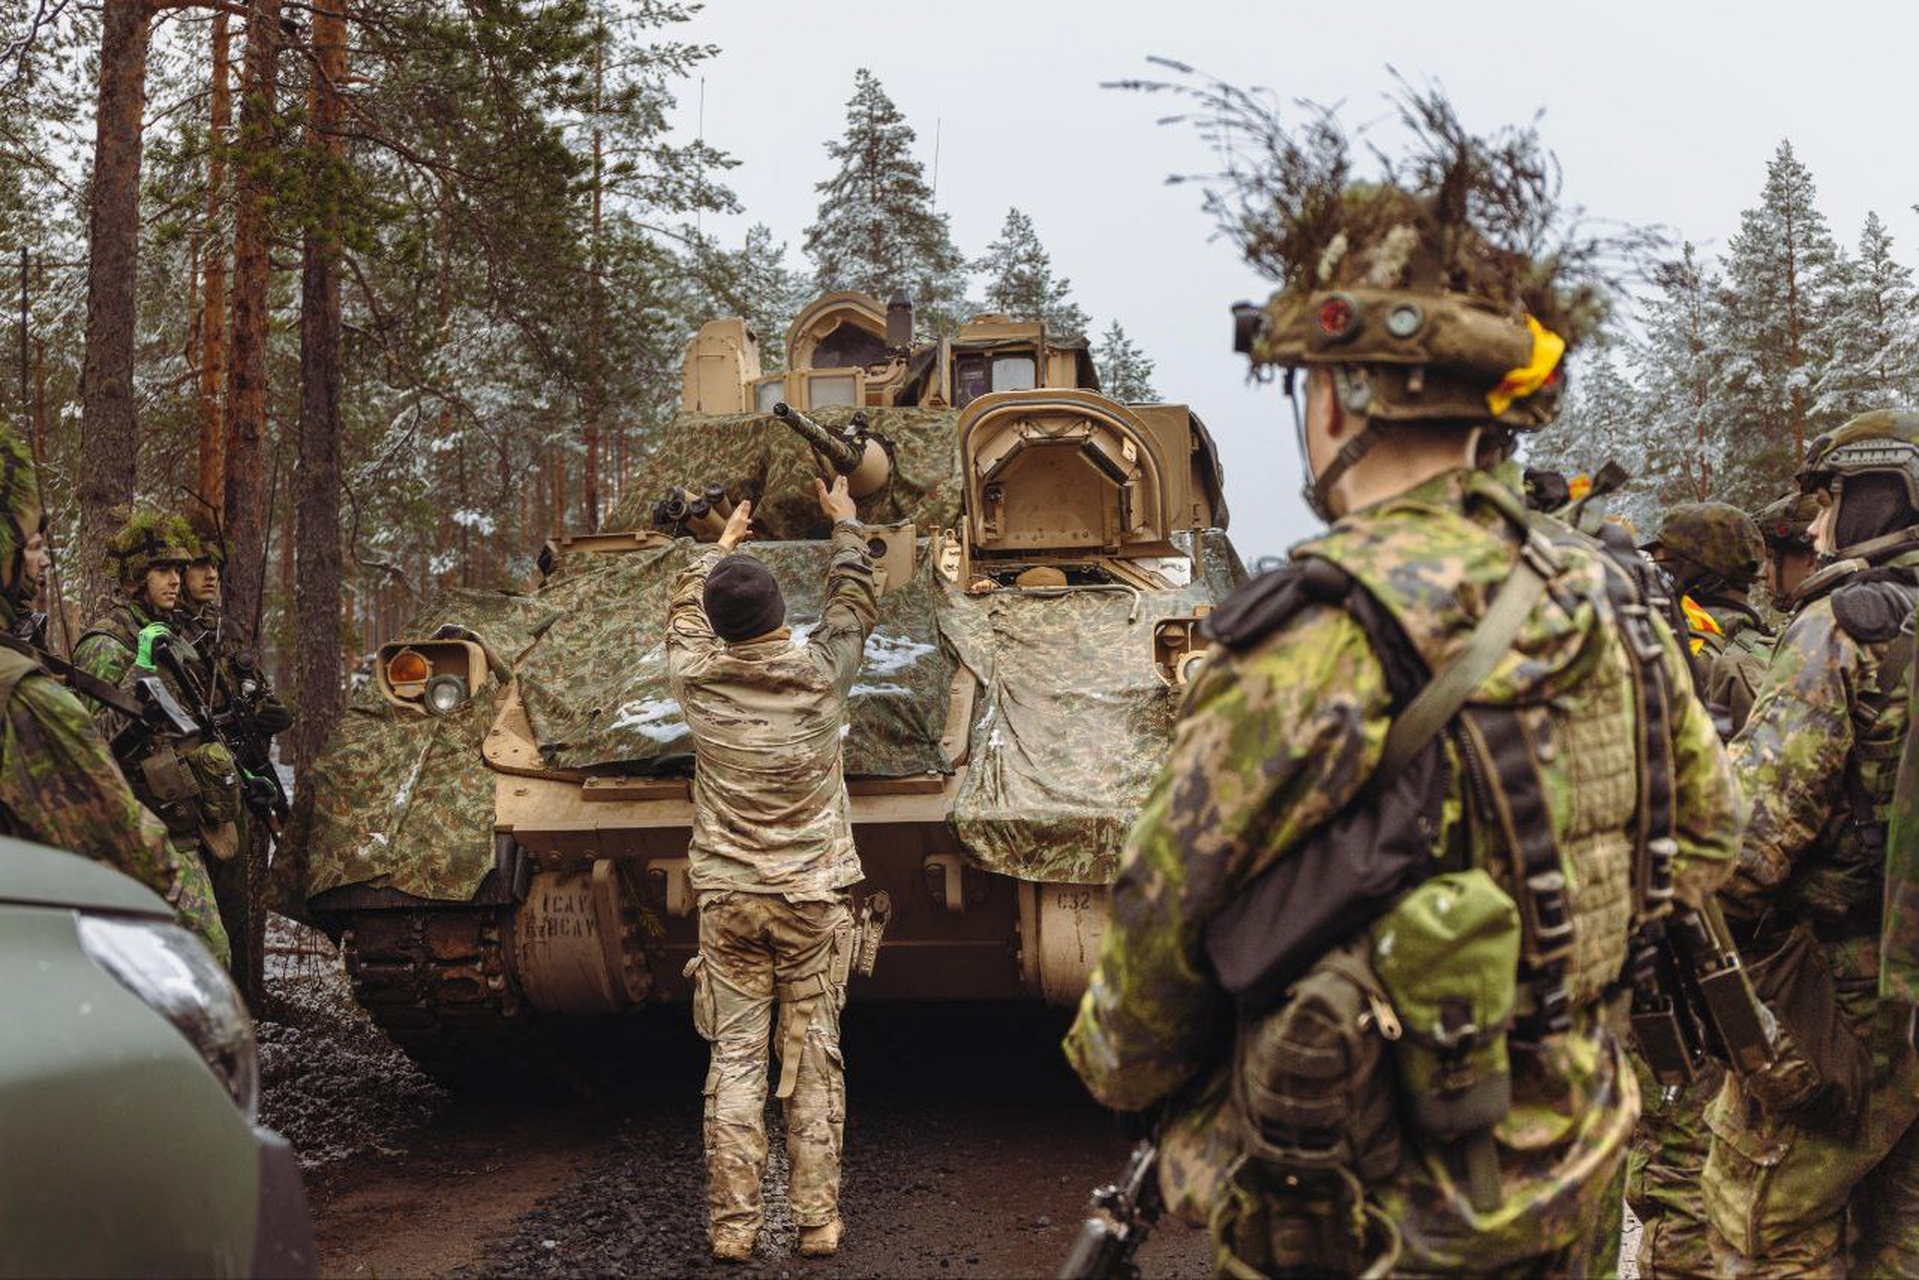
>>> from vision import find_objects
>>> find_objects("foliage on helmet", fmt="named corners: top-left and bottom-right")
top-left (0, 423), bottom-right (41, 574)
top-left (1117, 63), bottom-right (1659, 428)
top-left (1649, 502), bottom-right (1765, 586)
top-left (1798, 409), bottom-right (1919, 505)
top-left (106, 508), bottom-right (197, 585)
top-left (184, 505), bottom-right (227, 566)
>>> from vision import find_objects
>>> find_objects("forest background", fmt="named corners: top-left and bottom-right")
top-left (5, 0), bottom-right (1917, 769)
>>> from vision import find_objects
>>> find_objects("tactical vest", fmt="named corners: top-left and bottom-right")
top-left (1792, 559), bottom-right (1919, 931)
top-left (1199, 477), bottom-right (1681, 1271)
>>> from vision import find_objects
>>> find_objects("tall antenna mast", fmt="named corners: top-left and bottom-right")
top-left (696, 75), bottom-right (706, 237)
top-left (931, 117), bottom-right (941, 205)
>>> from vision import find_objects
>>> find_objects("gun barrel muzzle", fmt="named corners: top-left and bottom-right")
top-left (772, 401), bottom-right (863, 475)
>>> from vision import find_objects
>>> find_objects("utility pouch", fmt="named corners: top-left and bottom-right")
top-left (1231, 936), bottom-right (1402, 1184)
top-left (139, 747), bottom-right (201, 837)
top-left (1741, 925), bottom-right (1871, 1127)
top-left (187, 741), bottom-right (242, 826)
top-left (1371, 868), bottom-right (1521, 1213)
top-left (853, 890), bottom-right (891, 979)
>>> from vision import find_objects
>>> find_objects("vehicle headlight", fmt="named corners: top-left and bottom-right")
top-left (78, 915), bottom-right (259, 1119)
top-left (423, 673), bottom-right (468, 716)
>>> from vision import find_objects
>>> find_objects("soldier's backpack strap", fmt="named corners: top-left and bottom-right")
top-left (0, 633), bottom-right (146, 721)
top-left (1831, 576), bottom-right (1919, 868)
top-left (1202, 534), bottom-right (1552, 1011)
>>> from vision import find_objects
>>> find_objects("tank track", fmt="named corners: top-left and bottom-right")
top-left (335, 906), bottom-right (538, 1087)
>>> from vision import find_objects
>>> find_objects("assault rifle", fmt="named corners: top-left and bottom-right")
top-left (1629, 895), bottom-right (1779, 1090)
top-left (0, 633), bottom-right (200, 755)
top-left (1060, 1141), bottom-right (1160, 1280)
top-left (161, 621), bottom-right (291, 835)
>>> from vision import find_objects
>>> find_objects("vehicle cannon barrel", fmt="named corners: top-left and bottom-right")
top-left (772, 402), bottom-right (892, 498)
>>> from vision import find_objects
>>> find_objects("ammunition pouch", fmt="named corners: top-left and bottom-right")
top-left (138, 746), bottom-right (203, 839)
top-left (1230, 937), bottom-right (1401, 1184)
top-left (1740, 926), bottom-right (1871, 1128)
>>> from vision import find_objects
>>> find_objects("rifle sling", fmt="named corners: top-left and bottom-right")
top-left (0, 634), bottom-right (145, 720)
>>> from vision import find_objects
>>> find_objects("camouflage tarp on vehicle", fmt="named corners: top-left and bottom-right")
top-left (603, 406), bottom-right (965, 539)
top-left (302, 590), bottom-right (559, 899)
top-left (940, 532), bottom-right (1245, 885)
top-left (519, 537), bottom-right (957, 777)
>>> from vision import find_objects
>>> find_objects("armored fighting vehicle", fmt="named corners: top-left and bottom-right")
top-left (295, 290), bottom-right (1242, 1078)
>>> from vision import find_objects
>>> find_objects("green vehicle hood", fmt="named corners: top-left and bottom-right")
top-left (0, 836), bottom-right (171, 917)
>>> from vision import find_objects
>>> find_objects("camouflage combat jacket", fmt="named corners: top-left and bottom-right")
top-left (1691, 593), bottom-right (1775, 737)
top-left (1065, 469), bottom-right (1741, 1271)
top-left (74, 600), bottom-right (243, 855)
top-left (0, 597), bottom-right (228, 962)
top-left (668, 521), bottom-right (878, 900)
top-left (1725, 552), bottom-right (1919, 955)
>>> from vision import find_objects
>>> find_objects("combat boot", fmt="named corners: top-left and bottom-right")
top-left (798, 1219), bottom-right (842, 1257)
top-left (710, 1233), bottom-right (755, 1263)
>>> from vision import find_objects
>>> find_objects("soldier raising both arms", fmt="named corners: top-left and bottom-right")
top-left (0, 427), bottom-right (227, 960)
top-left (1063, 78), bottom-right (1741, 1274)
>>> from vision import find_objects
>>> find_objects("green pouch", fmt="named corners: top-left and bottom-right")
top-left (187, 741), bottom-right (242, 826)
top-left (1371, 869), bottom-right (1521, 1177)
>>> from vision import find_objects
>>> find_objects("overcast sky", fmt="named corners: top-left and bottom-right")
top-left (669, 0), bottom-right (1917, 562)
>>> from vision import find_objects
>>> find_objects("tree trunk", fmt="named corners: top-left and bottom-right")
top-left (199, 11), bottom-right (231, 515)
top-left (580, 36), bottom-right (605, 533)
top-left (294, 0), bottom-right (346, 776)
top-left (76, 0), bottom-right (151, 621)
top-left (223, 0), bottom-right (280, 639)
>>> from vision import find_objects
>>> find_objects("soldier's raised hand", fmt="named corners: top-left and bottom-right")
top-left (816, 475), bottom-right (856, 524)
top-left (718, 499), bottom-right (754, 551)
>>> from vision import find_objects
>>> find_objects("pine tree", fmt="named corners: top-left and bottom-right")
top-left (1094, 320), bottom-right (1158, 401)
top-left (803, 69), bottom-right (967, 335)
top-left (686, 224), bottom-right (811, 373)
top-left (1630, 245), bottom-right (1732, 504)
top-left (1527, 346), bottom-right (1655, 526)
top-left (1813, 211), bottom-right (1919, 417)
top-left (974, 207), bottom-right (1089, 338)
top-left (1717, 140), bottom-right (1846, 476)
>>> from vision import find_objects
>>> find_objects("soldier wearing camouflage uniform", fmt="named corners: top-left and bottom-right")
top-left (75, 511), bottom-right (246, 904)
top-left (1644, 501), bottom-right (1775, 735)
top-left (1064, 87), bottom-right (1742, 1275)
top-left (0, 431), bottom-right (227, 960)
top-left (175, 509), bottom-right (293, 990)
top-left (670, 475), bottom-right (875, 1263)
top-left (1756, 489), bottom-right (1822, 617)
top-left (1705, 410), bottom-right (1919, 1275)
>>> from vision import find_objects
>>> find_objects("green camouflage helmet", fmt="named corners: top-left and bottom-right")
top-left (0, 423), bottom-right (42, 587)
top-left (105, 509), bottom-right (196, 585)
top-left (1645, 502), bottom-right (1766, 587)
top-left (1798, 409), bottom-right (1919, 505)
top-left (183, 506), bottom-right (226, 566)
top-left (1754, 490), bottom-right (1821, 551)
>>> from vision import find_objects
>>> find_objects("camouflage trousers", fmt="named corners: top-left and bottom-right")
top-left (1626, 1056), bottom-right (1724, 1277)
top-left (691, 891), bottom-right (853, 1250)
top-left (1704, 980), bottom-right (1919, 1275)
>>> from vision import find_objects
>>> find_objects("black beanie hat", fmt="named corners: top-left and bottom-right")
top-left (703, 555), bottom-right (786, 642)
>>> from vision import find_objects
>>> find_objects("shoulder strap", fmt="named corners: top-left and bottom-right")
top-left (1364, 548), bottom-right (1551, 798)
top-left (0, 634), bottom-right (144, 719)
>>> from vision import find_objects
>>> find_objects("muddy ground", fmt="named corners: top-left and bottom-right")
top-left (262, 928), bottom-right (1208, 1278)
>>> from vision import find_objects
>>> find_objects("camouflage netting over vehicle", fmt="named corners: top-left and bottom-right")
top-left (293, 290), bottom-right (1246, 1072)
top-left (604, 405), bottom-right (965, 539)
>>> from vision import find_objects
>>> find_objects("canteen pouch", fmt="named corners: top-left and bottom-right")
top-left (139, 745), bottom-right (203, 839)
top-left (1370, 869), bottom-right (1521, 1211)
top-left (1231, 935), bottom-right (1402, 1184)
top-left (1739, 924), bottom-right (1871, 1126)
